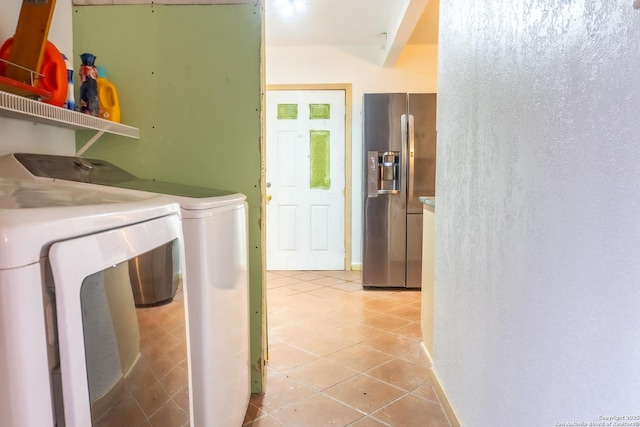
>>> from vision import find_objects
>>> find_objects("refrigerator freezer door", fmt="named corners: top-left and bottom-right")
top-left (407, 94), bottom-right (437, 214)
top-left (363, 93), bottom-right (408, 287)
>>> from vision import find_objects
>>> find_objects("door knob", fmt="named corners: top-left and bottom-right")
top-left (266, 195), bottom-right (272, 202)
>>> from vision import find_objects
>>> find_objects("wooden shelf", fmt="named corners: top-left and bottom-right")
top-left (0, 89), bottom-right (139, 139)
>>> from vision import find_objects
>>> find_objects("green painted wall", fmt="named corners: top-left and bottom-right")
top-left (73, 4), bottom-right (264, 392)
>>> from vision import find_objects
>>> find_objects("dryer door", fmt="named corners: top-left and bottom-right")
top-left (48, 214), bottom-right (186, 427)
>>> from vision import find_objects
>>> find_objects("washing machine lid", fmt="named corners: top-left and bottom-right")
top-left (0, 178), bottom-right (180, 269)
top-left (10, 153), bottom-right (246, 211)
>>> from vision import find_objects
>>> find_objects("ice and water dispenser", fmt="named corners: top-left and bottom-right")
top-left (367, 151), bottom-right (400, 196)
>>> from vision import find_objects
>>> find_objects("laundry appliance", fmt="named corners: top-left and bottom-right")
top-left (0, 152), bottom-right (250, 427)
top-left (0, 178), bottom-right (186, 426)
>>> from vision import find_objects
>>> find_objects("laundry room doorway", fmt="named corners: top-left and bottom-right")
top-left (265, 85), bottom-right (352, 271)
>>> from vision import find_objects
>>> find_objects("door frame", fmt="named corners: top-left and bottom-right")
top-left (265, 83), bottom-right (353, 270)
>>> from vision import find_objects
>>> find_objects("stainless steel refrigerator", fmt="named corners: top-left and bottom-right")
top-left (362, 93), bottom-right (437, 288)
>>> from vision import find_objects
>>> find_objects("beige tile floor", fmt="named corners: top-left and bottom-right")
top-left (243, 270), bottom-right (451, 427)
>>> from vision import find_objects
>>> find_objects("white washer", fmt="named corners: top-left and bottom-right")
top-left (0, 153), bottom-right (251, 427)
top-left (0, 177), bottom-right (185, 426)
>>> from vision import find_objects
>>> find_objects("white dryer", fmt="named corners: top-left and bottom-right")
top-left (0, 178), bottom-right (185, 426)
top-left (0, 153), bottom-right (251, 427)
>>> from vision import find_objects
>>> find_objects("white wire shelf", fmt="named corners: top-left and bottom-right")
top-left (0, 90), bottom-right (139, 139)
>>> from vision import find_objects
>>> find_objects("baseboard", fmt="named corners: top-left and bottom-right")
top-left (421, 343), bottom-right (462, 427)
top-left (420, 341), bottom-right (433, 367)
top-left (350, 263), bottom-right (362, 271)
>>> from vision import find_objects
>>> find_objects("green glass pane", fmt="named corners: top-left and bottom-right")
top-left (310, 130), bottom-right (330, 189)
top-left (309, 104), bottom-right (330, 120)
top-left (277, 104), bottom-right (298, 120)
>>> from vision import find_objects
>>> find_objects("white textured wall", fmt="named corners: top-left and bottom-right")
top-left (0, 0), bottom-right (75, 155)
top-left (435, 1), bottom-right (640, 424)
top-left (267, 45), bottom-right (438, 266)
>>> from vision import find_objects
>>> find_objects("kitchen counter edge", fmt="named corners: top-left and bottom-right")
top-left (419, 196), bottom-right (435, 207)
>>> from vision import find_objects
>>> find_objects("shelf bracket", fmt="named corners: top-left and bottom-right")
top-left (75, 129), bottom-right (105, 157)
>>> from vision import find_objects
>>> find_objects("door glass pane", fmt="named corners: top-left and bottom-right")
top-left (309, 130), bottom-right (330, 189)
top-left (79, 239), bottom-right (190, 426)
top-left (309, 103), bottom-right (330, 119)
top-left (277, 103), bottom-right (298, 120)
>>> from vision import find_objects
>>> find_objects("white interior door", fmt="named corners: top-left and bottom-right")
top-left (266, 90), bottom-right (346, 270)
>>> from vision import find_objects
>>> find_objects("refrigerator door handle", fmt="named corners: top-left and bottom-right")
top-left (408, 114), bottom-right (415, 203)
top-left (401, 114), bottom-right (408, 148)
top-left (401, 114), bottom-right (407, 199)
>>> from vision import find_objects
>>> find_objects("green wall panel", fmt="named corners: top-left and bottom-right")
top-left (73, 3), bottom-right (264, 392)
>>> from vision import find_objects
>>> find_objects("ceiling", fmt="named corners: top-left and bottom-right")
top-left (265, 0), bottom-right (439, 67)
